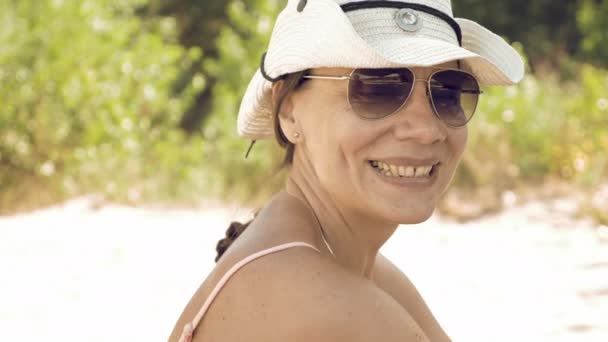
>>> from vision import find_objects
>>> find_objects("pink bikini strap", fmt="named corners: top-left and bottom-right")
top-left (179, 241), bottom-right (320, 342)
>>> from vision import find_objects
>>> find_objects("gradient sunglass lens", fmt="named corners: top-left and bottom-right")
top-left (428, 70), bottom-right (480, 127)
top-left (348, 68), bottom-right (414, 120)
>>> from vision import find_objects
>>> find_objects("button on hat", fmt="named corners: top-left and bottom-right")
top-left (395, 8), bottom-right (423, 32)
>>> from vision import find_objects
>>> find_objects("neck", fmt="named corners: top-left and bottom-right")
top-left (284, 169), bottom-right (398, 279)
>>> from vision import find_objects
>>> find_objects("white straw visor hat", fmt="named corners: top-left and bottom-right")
top-left (237, 0), bottom-right (525, 140)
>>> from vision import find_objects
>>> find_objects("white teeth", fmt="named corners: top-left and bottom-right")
top-left (370, 160), bottom-right (434, 178)
top-left (389, 164), bottom-right (398, 176)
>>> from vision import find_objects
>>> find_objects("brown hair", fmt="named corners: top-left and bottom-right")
top-left (215, 69), bottom-right (309, 262)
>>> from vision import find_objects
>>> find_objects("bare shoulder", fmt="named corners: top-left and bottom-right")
top-left (372, 253), bottom-right (452, 342)
top-left (182, 244), bottom-right (431, 342)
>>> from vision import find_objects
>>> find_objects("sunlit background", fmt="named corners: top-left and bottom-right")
top-left (0, 0), bottom-right (607, 341)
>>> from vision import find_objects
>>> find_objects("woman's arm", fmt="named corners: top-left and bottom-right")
top-left (372, 253), bottom-right (452, 342)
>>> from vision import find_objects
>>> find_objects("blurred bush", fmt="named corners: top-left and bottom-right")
top-left (452, 0), bottom-right (608, 69)
top-left (0, 0), bottom-right (205, 212)
top-left (577, 0), bottom-right (608, 65)
top-left (451, 57), bottom-right (608, 216)
top-left (463, 56), bottom-right (608, 186)
top-left (196, 0), bottom-right (289, 204)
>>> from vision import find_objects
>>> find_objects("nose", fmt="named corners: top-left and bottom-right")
top-left (389, 79), bottom-right (447, 144)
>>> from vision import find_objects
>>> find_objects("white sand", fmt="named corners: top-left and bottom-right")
top-left (0, 196), bottom-right (606, 341)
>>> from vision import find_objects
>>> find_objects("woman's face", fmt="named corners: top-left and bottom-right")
top-left (282, 62), bottom-right (468, 225)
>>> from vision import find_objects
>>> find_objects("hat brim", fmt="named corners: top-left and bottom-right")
top-left (237, 0), bottom-right (524, 140)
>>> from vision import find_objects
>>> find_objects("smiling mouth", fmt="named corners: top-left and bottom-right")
top-left (368, 160), bottom-right (440, 178)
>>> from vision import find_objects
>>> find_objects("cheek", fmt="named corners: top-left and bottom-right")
top-left (453, 127), bottom-right (468, 157)
top-left (326, 121), bottom-right (383, 200)
top-left (309, 113), bottom-right (372, 187)
top-left (300, 93), bottom-right (354, 153)
top-left (330, 106), bottom-right (379, 159)
top-left (445, 127), bottom-right (468, 176)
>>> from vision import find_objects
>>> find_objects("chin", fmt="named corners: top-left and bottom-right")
top-left (385, 205), bottom-right (436, 225)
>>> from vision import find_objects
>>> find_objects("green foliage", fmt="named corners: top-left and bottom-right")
top-left (461, 59), bottom-right (608, 191)
top-left (577, 0), bottom-right (608, 65)
top-left (452, 0), bottom-right (580, 63)
top-left (140, 0), bottom-right (234, 132)
top-left (0, 0), bottom-right (203, 212)
top-left (452, 0), bottom-right (608, 69)
top-left (199, 0), bottom-right (288, 204)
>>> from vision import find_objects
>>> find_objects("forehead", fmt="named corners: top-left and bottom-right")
top-left (308, 60), bottom-right (460, 77)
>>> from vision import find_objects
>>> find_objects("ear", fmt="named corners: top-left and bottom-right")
top-left (272, 81), bottom-right (300, 144)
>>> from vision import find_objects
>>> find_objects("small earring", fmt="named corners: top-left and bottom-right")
top-left (293, 132), bottom-right (300, 138)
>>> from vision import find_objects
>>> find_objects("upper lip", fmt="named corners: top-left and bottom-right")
top-left (369, 157), bottom-right (441, 167)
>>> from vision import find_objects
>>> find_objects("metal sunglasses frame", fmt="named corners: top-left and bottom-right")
top-left (301, 67), bottom-right (483, 128)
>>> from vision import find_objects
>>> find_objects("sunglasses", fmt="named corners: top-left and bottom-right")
top-left (302, 67), bottom-right (483, 127)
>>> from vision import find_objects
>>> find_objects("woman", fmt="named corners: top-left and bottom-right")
top-left (170, 0), bottom-right (524, 341)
